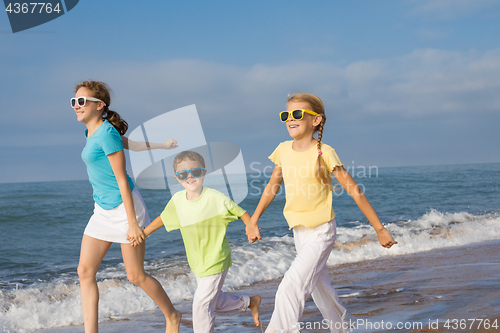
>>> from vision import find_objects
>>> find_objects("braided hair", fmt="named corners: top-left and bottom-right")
top-left (287, 93), bottom-right (333, 191)
top-left (74, 81), bottom-right (129, 135)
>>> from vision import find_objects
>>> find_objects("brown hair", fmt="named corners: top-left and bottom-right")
top-left (173, 151), bottom-right (206, 171)
top-left (74, 81), bottom-right (129, 135)
top-left (287, 93), bottom-right (333, 190)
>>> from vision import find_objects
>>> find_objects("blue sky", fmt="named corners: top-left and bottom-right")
top-left (1, 0), bottom-right (500, 183)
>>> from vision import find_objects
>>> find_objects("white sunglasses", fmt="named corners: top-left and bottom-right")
top-left (70, 96), bottom-right (107, 108)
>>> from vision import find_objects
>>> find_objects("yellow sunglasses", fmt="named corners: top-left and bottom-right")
top-left (280, 109), bottom-right (319, 122)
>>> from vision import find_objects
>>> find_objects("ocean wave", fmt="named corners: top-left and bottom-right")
top-left (1, 209), bottom-right (499, 332)
top-left (328, 209), bottom-right (500, 266)
top-left (0, 273), bottom-right (196, 333)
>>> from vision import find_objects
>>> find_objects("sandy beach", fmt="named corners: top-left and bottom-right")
top-left (38, 239), bottom-right (500, 333)
top-left (330, 239), bottom-right (500, 333)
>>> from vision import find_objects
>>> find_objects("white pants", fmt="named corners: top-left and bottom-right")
top-left (193, 269), bottom-right (250, 333)
top-left (266, 220), bottom-right (346, 333)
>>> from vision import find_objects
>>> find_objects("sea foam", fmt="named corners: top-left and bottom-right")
top-left (1, 209), bottom-right (500, 332)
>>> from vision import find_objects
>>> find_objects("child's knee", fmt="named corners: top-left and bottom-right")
top-left (276, 273), bottom-right (309, 301)
top-left (127, 271), bottom-right (147, 286)
top-left (279, 273), bottom-right (300, 291)
top-left (193, 295), bottom-right (214, 315)
top-left (77, 263), bottom-right (96, 281)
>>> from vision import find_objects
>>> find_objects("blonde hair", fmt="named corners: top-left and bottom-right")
top-left (287, 93), bottom-right (332, 190)
top-left (74, 81), bottom-right (129, 135)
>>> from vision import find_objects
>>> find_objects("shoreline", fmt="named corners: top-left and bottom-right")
top-left (39, 239), bottom-right (500, 333)
top-left (310, 239), bottom-right (500, 332)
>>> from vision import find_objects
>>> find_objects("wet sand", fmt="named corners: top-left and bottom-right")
top-left (295, 239), bottom-right (500, 332)
top-left (40, 240), bottom-right (500, 332)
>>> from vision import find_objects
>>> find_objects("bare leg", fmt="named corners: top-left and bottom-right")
top-left (121, 241), bottom-right (181, 333)
top-left (249, 295), bottom-right (261, 327)
top-left (77, 235), bottom-right (112, 333)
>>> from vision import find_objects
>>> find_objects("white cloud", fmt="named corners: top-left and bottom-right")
top-left (65, 47), bottom-right (500, 118)
top-left (2, 47), bottom-right (500, 147)
top-left (337, 48), bottom-right (500, 117)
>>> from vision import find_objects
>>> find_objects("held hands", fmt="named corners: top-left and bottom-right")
top-left (246, 225), bottom-right (262, 243)
top-left (126, 224), bottom-right (146, 247)
top-left (246, 216), bottom-right (262, 243)
top-left (163, 139), bottom-right (178, 150)
top-left (376, 227), bottom-right (398, 249)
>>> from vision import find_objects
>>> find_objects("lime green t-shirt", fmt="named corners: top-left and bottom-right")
top-left (269, 141), bottom-right (343, 229)
top-left (160, 187), bottom-right (246, 277)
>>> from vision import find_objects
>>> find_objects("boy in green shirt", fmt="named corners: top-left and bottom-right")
top-left (135, 151), bottom-right (261, 332)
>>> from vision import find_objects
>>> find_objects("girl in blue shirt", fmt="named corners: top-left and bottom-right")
top-left (73, 81), bottom-right (181, 333)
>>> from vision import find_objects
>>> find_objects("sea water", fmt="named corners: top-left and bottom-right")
top-left (1, 162), bottom-right (500, 332)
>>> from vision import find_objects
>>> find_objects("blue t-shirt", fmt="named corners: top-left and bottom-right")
top-left (81, 120), bottom-right (135, 209)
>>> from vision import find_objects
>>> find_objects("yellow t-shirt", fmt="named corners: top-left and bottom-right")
top-left (269, 141), bottom-right (343, 229)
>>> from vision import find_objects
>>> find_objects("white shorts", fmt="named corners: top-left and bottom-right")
top-left (84, 188), bottom-right (151, 243)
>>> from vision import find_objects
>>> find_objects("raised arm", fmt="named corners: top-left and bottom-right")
top-left (122, 136), bottom-right (178, 152)
top-left (332, 166), bottom-right (397, 248)
top-left (251, 165), bottom-right (283, 224)
top-left (108, 150), bottom-right (145, 246)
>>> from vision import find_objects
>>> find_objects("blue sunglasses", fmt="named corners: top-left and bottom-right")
top-left (175, 167), bottom-right (205, 180)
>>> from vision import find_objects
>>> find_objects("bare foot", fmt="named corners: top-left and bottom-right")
top-left (166, 309), bottom-right (182, 333)
top-left (249, 295), bottom-right (261, 327)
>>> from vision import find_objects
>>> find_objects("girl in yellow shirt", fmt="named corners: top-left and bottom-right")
top-left (251, 93), bottom-right (397, 333)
